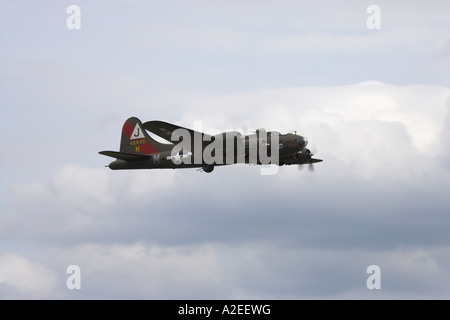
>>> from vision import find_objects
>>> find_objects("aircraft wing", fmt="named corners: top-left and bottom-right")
top-left (143, 120), bottom-right (214, 153)
top-left (99, 151), bottom-right (152, 161)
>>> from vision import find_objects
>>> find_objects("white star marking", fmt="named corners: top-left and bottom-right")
top-left (172, 152), bottom-right (182, 164)
top-left (166, 150), bottom-right (192, 165)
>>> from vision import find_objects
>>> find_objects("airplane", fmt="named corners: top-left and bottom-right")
top-left (99, 117), bottom-right (322, 173)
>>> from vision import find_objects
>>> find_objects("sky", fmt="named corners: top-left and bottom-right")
top-left (0, 0), bottom-right (449, 299)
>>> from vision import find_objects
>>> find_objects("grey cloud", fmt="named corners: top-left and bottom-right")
top-left (439, 98), bottom-right (450, 170)
top-left (3, 242), bottom-right (450, 299)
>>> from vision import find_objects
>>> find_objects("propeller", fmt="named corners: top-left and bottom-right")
top-left (298, 163), bottom-right (314, 171)
top-left (308, 140), bottom-right (319, 157)
top-left (298, 139), bottom-right (319, 172)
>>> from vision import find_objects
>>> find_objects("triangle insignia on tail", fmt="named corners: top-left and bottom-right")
top-left (131, 123), bottom-right (145, 140)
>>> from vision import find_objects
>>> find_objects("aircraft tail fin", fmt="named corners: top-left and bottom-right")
top-left (119, 117), bottom-right (171, 155)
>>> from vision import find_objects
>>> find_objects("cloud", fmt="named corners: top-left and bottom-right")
top-left (2, 242), bottom-right (449, 299)
top-left (439, 98), bottom-right (450, 170)
top-left (0, 253), bottom-right (57, 299)
top-left (87, 1), bottom-right (450, 56)
top-left (1, 165), bottom-right (178, 245)
top-left (2, 83), bottom-right (449, 250)
top-left (182, 82), bottom-right (449, 161)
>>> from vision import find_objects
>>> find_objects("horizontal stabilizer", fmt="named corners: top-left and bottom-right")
top-left (143, 120), bottom-right (213, 152)
top-left (99, 151), bottom-right (152, 161)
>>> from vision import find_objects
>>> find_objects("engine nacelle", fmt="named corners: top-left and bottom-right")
top-left (293, 148), bottom-right (312, 162)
